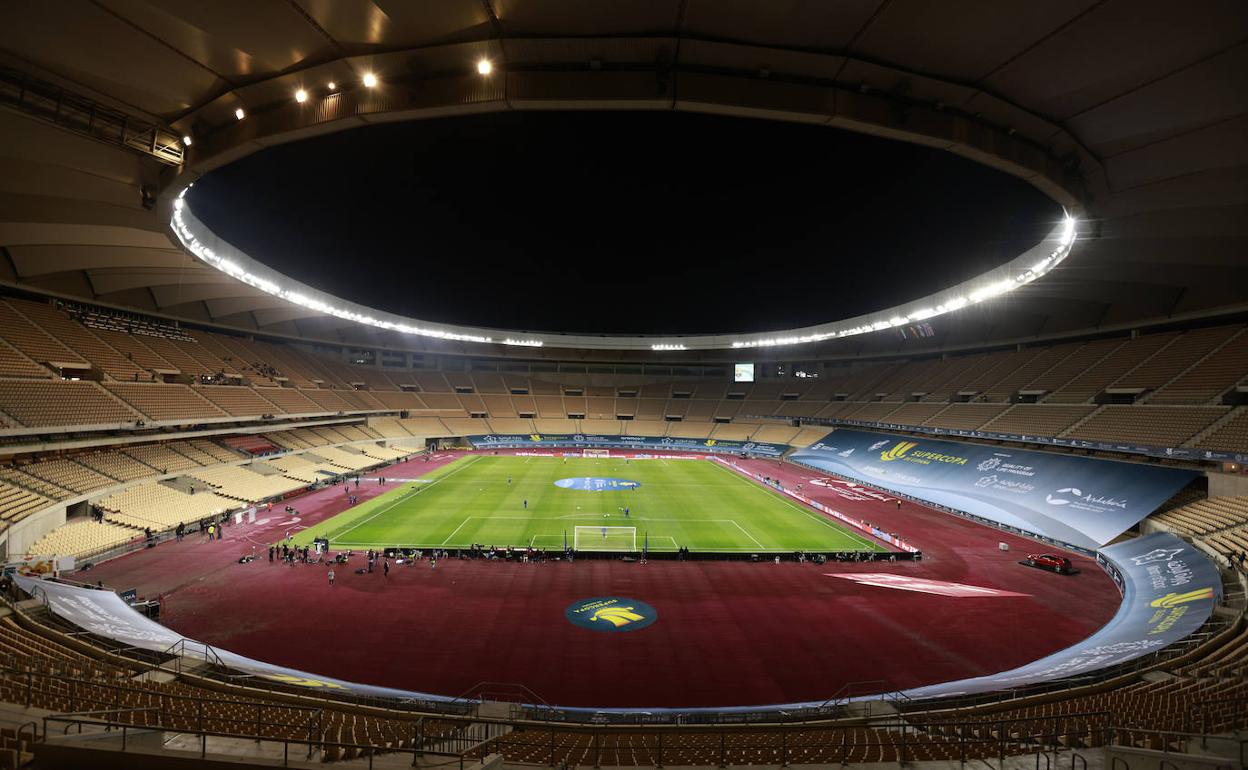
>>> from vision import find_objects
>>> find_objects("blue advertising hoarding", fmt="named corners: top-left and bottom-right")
top-left (466, 433), bottom-right (789, 458)
top-left (789, 429), bottom-right (1198, 550)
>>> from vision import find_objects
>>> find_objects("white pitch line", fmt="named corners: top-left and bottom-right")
top-left (439, 517), bottom-right (473, 546)
top-left (706, 460), bottom-right (880, 552)
top-left (727, 518), bottom-right (766, 549)
top-left (331, 456), bottom-right (480, 542)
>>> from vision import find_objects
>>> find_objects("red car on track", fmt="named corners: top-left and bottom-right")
top-left (1026, 553), bottom-right (1073, 573)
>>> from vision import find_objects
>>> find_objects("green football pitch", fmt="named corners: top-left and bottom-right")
top-left (291, 455), bottom-right (884, 553)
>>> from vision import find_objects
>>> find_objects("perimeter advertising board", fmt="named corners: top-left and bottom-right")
top-left (467, 434), bottom-right (788, 458)
top-left (789, 429), bottom-right (1197, 549)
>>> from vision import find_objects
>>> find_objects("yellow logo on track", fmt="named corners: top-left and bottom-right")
top-left (566, 596), bottom-right (658, 632)
top-left (880, 441), bottom-right (918, 462)
top-left (1149, 587), bottom-right (1214, 608)
top-left (590, 606), bottom-right (645, 628)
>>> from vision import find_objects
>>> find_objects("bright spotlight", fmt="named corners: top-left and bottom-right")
top-left (327, 81), bottom-right (337, 91)
top-left (477, 59), bottom-right (492, 75)
top-left (181, 135), bottom-right (192, 146)
top-left (295, 89), bottom-right (308, 103)
top-left (362, 72), bottom-right (378, 88)
top-left (234, 107), bottom-right (245, 120)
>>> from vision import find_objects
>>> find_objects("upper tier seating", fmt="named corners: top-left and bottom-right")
top-left (105, 383), bottom-right (226, 422)
top-left (0, 300), bottom-right (88, 369)
top-left (0, 380), bottom-right (137, 427)
top-left (1066, 406), bottom-right (1229, 447)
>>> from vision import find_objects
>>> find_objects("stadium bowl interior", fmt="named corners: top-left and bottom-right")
top-left (0, 2), bottom-right (1247, 767)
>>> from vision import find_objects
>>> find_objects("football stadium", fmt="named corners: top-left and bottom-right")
top-left (0, 4), bottom-right (1247, 769)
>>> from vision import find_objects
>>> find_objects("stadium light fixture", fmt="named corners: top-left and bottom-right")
top-left (477, 59), bottom-right (493, 76)
top-left (181, 135), bottom-right (192, 146)
top-left (362, 72), bottom-right (378, 88)
top-left (234, 107), bottom-right (245, 120)
top-left (171, 190), bottom-right (1077, 351)
top-left (295, 89), bottom-right (308, 103)
top-left (327, 81), bottom-right (337, 91)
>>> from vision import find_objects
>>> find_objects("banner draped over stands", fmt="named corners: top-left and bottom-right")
top-left (892, 532), bottom-right (1220, 701)
top-left (789, 430), bottom-right (1198, 550)
top-left (467, 434), bottom-right (788, 458)
top-left (14, 577), bottom-right (458, 708)
top-left (15, 531), bottom-right (1218, 716)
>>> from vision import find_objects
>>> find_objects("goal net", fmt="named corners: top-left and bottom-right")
top-left (582, 448), bottom-right (610, 458)
top-left (573, 526), bottom-right (637, 552)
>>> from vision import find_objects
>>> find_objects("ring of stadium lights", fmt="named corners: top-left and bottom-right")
top-left (170, 189), bottom-right (1075, 352)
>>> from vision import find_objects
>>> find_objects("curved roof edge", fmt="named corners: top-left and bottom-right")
top-left (171, 190), bottom-right (1075, 352)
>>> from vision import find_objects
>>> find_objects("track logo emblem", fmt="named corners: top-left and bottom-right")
top-left (566, 597), bottom-right (657, 632)
top-left (879, 441), bottom-right (917, 462)
top-left (977, 457), bottom-right (1001, 471)
top-left (1149, 587), bottom-right (1214, 608)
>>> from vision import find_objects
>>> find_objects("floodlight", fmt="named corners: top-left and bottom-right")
top-left (362, 72), bottom-right (378, 88)
top-left (295, 89), bottom-right (308, 103)
top-left (181, 135), bottom-right (192, 146)
top-left (477, 59), bottom-right (493, 75)
top-left (234, 107), bottom-right (245, 120)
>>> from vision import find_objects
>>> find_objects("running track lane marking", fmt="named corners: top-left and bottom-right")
top-left (330, 455), bottom-right (482, 543)
top-left (706, 460), bottom-right (881, 552)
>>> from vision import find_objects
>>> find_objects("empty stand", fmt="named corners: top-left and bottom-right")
top-left (1066, 406), bottom-right (1229, 447)
top-left (0, 380), bottom-right (137, 427)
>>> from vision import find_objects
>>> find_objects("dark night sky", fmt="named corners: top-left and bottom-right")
top-left (189, 111), bottom-right (1062, 335)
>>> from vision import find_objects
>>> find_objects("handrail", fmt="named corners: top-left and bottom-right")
top-left (40, 713), bottom-right (466, 767)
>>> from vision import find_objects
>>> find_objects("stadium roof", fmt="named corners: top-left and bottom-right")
top-left (1, 1), bottom-right (1245, 358)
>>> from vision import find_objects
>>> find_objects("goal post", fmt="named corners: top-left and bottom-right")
top-left (582, 448), bottom-right (610, 458)
top-left (573, 525), bottom-right (637, 552)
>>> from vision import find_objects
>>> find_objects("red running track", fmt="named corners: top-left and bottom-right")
top-left (86, 452), bottom-right (1121, 710)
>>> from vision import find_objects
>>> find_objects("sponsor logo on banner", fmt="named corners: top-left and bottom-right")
top-left (1131, 548), bottom-right (1184, 566)
top-left (553, 477), bottom-right (641, 491)
top-left (565, 597), bottom-right (657, 632)
top-left (977, 457), bottom-right (1002, 471)
top-left (1150, 588), bottom-right (1216, 608)
top-left (837, 448), bottom-right (855, 458)
top-left (868, 440), bottom-right (890, 451)
top-left (880, 441), bottom-right (917, 461)
top-left (1046, 487), bottom-right (1127, 510)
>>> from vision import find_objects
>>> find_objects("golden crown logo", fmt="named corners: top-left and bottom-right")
top-left (529, 434), bottom-right (542, 442)
top-left (263, 673), bottom-right (346, 689)
top-left (1149, 587), bottom-right (1214, 608)
top-left (590, 606), bottom-right (645, 628)
top-left (880, 441), bottom-right (918, 462)
top-left (704, 439), bottom-right (717, 446)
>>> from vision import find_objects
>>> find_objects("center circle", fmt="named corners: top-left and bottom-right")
top-left (553, 477), bottom-right (641, 491)
top-left (565, 597), bottom-right (658, 633)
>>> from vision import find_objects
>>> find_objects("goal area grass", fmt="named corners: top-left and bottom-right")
top-left (291, 455), bottom-right (885, 554)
